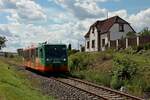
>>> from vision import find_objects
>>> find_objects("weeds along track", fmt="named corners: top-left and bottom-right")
top-left (54, 77), bottom-right (144, 100)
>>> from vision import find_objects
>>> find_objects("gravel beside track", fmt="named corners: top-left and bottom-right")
top-left (56, 78), bottom-right (144, 100)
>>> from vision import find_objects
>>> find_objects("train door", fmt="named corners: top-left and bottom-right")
top-left (38, 46), bottom-right (45, 66)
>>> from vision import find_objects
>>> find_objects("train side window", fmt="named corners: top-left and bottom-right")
top-left (36, 48), bottom-right (38, 57)
top-left (26, 50), bottom-right (30, 60)
top-left (40, 48), bottom-right (43, 58)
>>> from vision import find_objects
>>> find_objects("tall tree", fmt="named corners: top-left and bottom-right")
top-left (68, 43), bottom-right (72, 50)
top-left (0, 36), bottom-right (7, 50)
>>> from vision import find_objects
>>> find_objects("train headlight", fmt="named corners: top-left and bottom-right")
top-left (63, 58), bottom-right (66, 61)
top-left (46, 58), bottom-right (49, 61)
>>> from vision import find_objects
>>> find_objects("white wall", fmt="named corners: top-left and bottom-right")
top-left (85, 27), bottom-right (98, 52)
top-left (85, 38), bottom-right (90, 52)
top-left (110, 23), bottom-right (134, 40)
top-left (100, 33), bottom-right (108, 51)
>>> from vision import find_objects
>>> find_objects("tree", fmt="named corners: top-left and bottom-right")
top-left (139, 27), bottom-right (150, 36)
top-left (68, 43), bottom-right (72, 50)
top-left (126, 32), bottom-right (136, 37)
top-left (0, 36), bottom-right (7, 50)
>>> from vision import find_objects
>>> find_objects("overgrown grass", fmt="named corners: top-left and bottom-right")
top-left (69, 49), bottom-right (150, 97)
top-left (69, 50), bottom-right (113, 87)
top-left (0, 59), bottom-right (54, 100)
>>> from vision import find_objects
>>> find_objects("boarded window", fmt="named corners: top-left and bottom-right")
top-left (92, 40), bottom-right (95, 48)
top-left (119, 24), bottom-right (124, 32)
top-left (87, 41), bottom-right (90, 49)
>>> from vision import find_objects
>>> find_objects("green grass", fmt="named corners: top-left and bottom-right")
top-left (0, 59), bottom-right (54, 100)
top-left (69, 49), bottom-right (150, 97)
top-left (69, 50), bottom-right (113, 87)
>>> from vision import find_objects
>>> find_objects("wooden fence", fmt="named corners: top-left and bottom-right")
top-left (109, 35), bottom-right (150, 49)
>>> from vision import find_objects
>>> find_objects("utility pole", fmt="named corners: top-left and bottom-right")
top-left (106, 11), bottom-right (109, 19)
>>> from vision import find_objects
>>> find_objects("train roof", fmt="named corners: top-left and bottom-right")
top-left (23, 44), bottom-right (66, 51)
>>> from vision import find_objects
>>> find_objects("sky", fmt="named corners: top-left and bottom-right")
top-left (0, 0), bottom-right (150, 52)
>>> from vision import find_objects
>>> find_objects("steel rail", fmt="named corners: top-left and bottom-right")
top-left (52, 77), bottom-right (108, 100)
top-left (68, 77), bottom-right (144, 100)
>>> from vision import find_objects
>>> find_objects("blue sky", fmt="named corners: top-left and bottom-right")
top-left (98, 0), bottom-right (150, 14)
top-left (0, 0), bottom-right (150, 52)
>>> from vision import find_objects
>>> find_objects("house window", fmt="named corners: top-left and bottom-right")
top-left (92, 40), bottom-right (95, 48)
top-left (92, 27), bottom-right (95, 36)
top-left (102, 39), bottom-right (105, 47)
top-left (119, 24), bottom-right (124, 32)
top-left (87, 41), bottom-right (90, 49)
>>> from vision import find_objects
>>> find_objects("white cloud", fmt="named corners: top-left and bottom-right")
top-left (108, 9), bottom-right (127, 19)
top-left (128, 8), bottom-right (150, 32)
top-left (0, 0), bottom-right (47, 23)
top-left (54, 0), bottom-right (121, 20)
top-left (54, 0), bottom-right (107, 19)
top-left (0, 25), bottom-right (15, 37)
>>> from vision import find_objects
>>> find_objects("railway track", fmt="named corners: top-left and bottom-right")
top-left (53, 77), bottom-right (144, 100)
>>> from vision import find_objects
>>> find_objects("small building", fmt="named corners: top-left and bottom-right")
top-left (84, 16), bottom-right (136, 52)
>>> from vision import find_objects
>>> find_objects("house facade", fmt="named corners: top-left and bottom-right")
top-left (84, 16), bottom-right (136, 52)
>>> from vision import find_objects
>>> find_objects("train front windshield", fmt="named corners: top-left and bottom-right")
top-left (45, 45), bottom-right (67, 60)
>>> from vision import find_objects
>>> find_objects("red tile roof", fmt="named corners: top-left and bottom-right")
top-left (84, 16), bottom-right (134, 38)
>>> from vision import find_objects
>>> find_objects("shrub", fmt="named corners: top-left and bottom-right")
top-left (132, 43), bottom-right (150, 53)
top-left (143, 43), bottom-right (150, 50)
top-left (4, 52), bottom-right (8, 58)
top-left (9, 54), bottom-right (14, 58)
top-left (111, 55), bottom-right (137, 89)
top-left (68, 49), bottom-right (79, 56)
top-left (123, 47), bottom-right (136, 54)
top-left (69, 52), bottom-right (113, 72)
top-left (111, 75), bottom-right (124, 89)
top-left (68, 52), bottom-right (90, 71)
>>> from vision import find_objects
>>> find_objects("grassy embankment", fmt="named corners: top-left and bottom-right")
top-left (69, 48), bottom-right (150, 97)
top-left (0, 57), bottom-right (54, 100)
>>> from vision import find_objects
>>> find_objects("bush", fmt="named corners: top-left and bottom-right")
top-left (123, 47), bottom-right (136, 54)
top-left (111, 75), bottom-right (124, 89)
top-left (143, 43), bottom-right (150, 50)
top-left (111, 55), bottom-right (137, 89)
top-left (4, 52), bottom-right (8, 58)
top-left (132, 43), bottom-right (150, 52)
top-left (68, 49), bottom-right (79, 56)
top-left (69, 52), bottom-right (113, 72)
top-left (68, 52), bottom-right (90, 71)
top-left (9, 54), bottom-right (14, 58)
